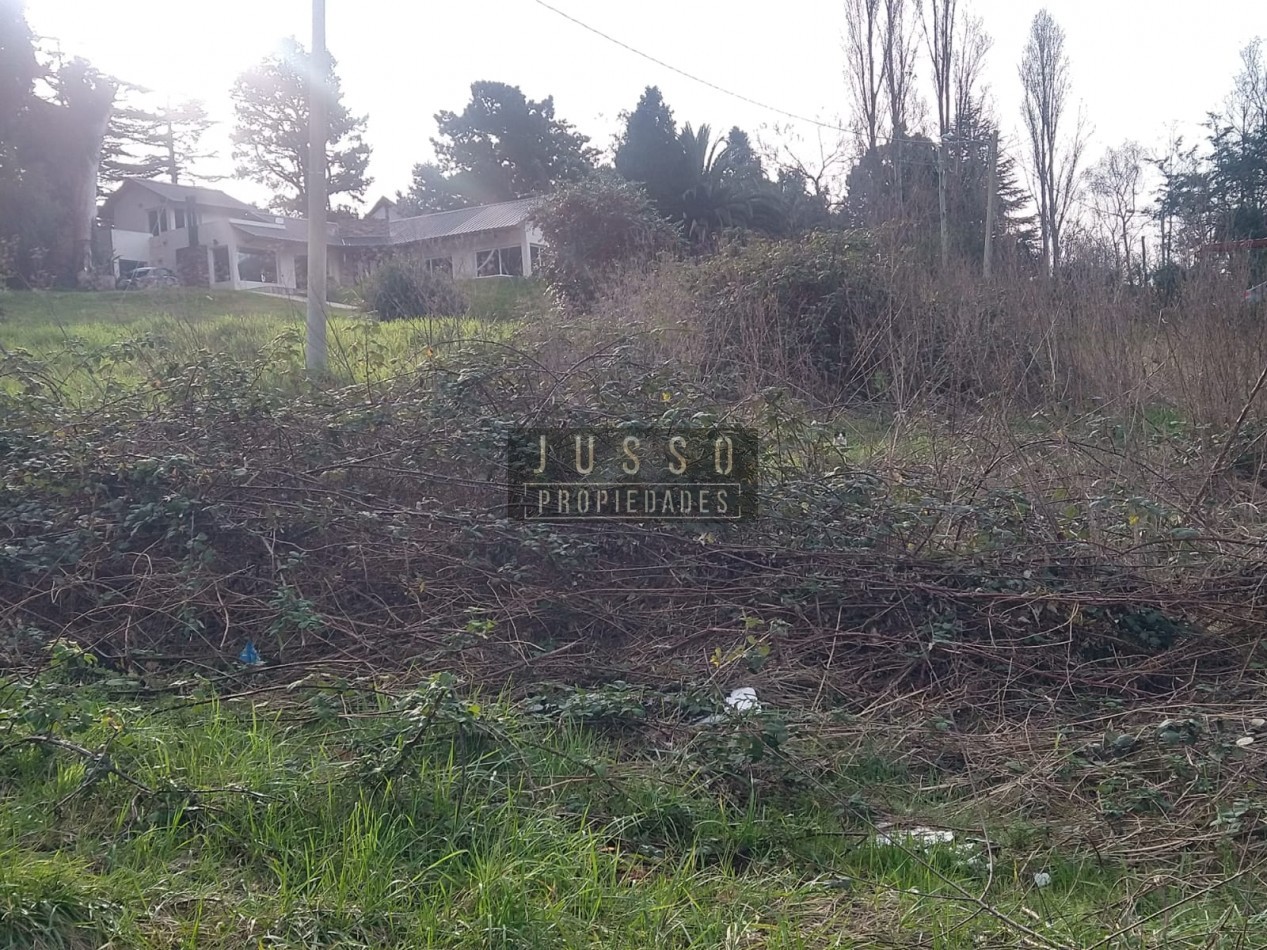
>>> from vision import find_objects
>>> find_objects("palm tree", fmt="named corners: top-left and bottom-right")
top-left (677, 124), bottom-right (785, 245)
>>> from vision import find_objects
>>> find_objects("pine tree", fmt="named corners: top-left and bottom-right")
top-left (230, 37), bottom-right (372, 214)
top-left (613, 86), bottom-right (688, 216)
top-left (101, 95), bottom-right (215, 187)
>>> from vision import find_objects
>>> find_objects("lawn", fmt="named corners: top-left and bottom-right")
top-left (0, 289), bottom-right (505, 397)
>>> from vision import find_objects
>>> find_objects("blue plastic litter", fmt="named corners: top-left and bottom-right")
top-left (238, 640), bottom-right (264, 666)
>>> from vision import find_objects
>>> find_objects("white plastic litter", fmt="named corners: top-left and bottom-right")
top-left (1034, 871), bottom-right (1052, 888)
top-left (872, 826), bottom-right (987, 870)
top-left (1237, 736), bottom-right (1255, 747)
top-left (873, 826), bottom-right (957, 848)
top-left (697, 687), bottom-right (761, 725)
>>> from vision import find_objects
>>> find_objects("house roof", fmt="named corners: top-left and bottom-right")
top-left (388, 198), bottom-right (542, 245)
top-left (102, 179), bottom-right (258, 214)
top-left (230, 197), bottom-right (542, 249)
top-left (231, 218), bottom-right (340, 245)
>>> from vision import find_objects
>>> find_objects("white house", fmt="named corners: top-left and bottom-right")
top-left (98, 180), bottom-right (546, 291)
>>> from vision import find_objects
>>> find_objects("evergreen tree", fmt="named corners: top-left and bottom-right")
top-left (718, 127), bottom-right (766, 186)
top-left (396, 162), bottom-right (470, 215)
top-left (613, 86), bottom-right (688, 216)
top-left (230, 37), bottom-right (372, 214)
top-left (401, 82), bottom-right (595, 213)
top-left (101, 95), bottom-right (216, 187)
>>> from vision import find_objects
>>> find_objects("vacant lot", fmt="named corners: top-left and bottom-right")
top-left (4, 288), bottom-right (1267, 948)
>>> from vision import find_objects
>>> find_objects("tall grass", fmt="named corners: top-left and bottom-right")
top-left (590, 243), bottom-right (1267, 428)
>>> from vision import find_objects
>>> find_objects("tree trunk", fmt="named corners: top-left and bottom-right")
top-left (57, 71), bottom-right (116, 284)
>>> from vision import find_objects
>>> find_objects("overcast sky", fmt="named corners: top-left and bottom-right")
top-left (23, 0), bottom-right (1266, 212)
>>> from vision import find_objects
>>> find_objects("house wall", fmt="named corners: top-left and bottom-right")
top-left (394, 225), bottom-right (539, 278)
top-left (106, 182), bottom-right (542, 290)
top-left (227, 242), bottom-right (346, 292)
top-left (112, 229), bottom-right (150, 265)
top-left (107, 182), bottom-right (155, 233)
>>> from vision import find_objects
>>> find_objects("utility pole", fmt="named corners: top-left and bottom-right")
top-left (937, 140), bottom-right (949, 268)
top-left (305, 0), bottom-right (329, 374)
top-left (983, 131), bottom-right (998, 279)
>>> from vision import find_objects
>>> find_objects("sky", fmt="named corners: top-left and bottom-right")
top-left (22, 0), bottom-right (1267, 212)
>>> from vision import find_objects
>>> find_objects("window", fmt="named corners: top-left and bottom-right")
top-left (148, 209), bottom-right (168, 236)
top-left (529, 244), bottom-right (544, 274)
top-left (236, 248), bottom-right (278, 283)
top-left (212, 246), bottom-right (231, 282)
top-left (425, 257), bottom-right (452, 275)
top-left (476, 246), bottom-right (523, 277)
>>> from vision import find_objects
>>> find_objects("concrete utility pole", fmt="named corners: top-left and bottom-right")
top-left (306, 0), bottom-right (329, 373)
top-left (983, 131), bottom-right (998, 279)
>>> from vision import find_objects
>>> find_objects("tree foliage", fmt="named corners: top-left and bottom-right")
top-left (101, 96), bottom-right (215, 187)
top-left (1150, 39), bottom-right (1267, 283)
top-left (613, 88), bottom-right (785, 245)
top-left (613, 86), bottom-right (689, 214)
top-left (230, 37), bottom-right (372, 214)
top-left (0, 3), bottom-right (117, 287)
top-left (400, 81), bottom-right (596, 214)
top-left (677, 123), bottom-right (785, 244)
top-left (0, 0), bottom-right (38, 143)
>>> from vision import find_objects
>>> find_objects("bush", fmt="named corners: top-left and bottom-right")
top-left (690, 232), bottom-right (892, 383)
top-left (531, 173), bottom-right (682, 312)
top-left (597, 232), bottom-right (903, 401)
top-left (359, 258), bottom-right (468, 320)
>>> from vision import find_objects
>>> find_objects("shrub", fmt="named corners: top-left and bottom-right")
top-left (599, 231), bottom-right (903, 401)
top-left (531, 172), bottom-right (682, 311)
top-left (359, 258), bottom-right (468, 320)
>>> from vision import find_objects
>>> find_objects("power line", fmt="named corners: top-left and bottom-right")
top-left (531, 0), bottom-right (851, 135)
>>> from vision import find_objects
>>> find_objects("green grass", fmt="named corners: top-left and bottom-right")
top-left (0, 289), bottom-right (507, 397)
top-left (2, 662), bottom-right (1266, 949)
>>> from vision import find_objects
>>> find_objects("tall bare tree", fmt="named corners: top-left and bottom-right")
top-left (881, 0), bottom-right (920, 209)
top-left (759, 122), bottom-right (851, 205)
top-left (1226, 37), bottom-right (1266, 135)
top-left (1085, 140), bottom-right (1145, 279)
top-left (951, 13), bottom-right (991, 132)
top-left (882, 0), bottom-right (919, 138)
top-left (1019, 9), bottom-right (1085, 273)
top-left (921, 0), bottom-right (956, 138)
top-left (844, 0), bottom-right (887, 152)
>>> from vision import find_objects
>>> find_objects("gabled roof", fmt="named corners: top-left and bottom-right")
top-left (102, 179), bottom-right (257, 214)
top-left (388, 198), bottom-right (542, 245)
